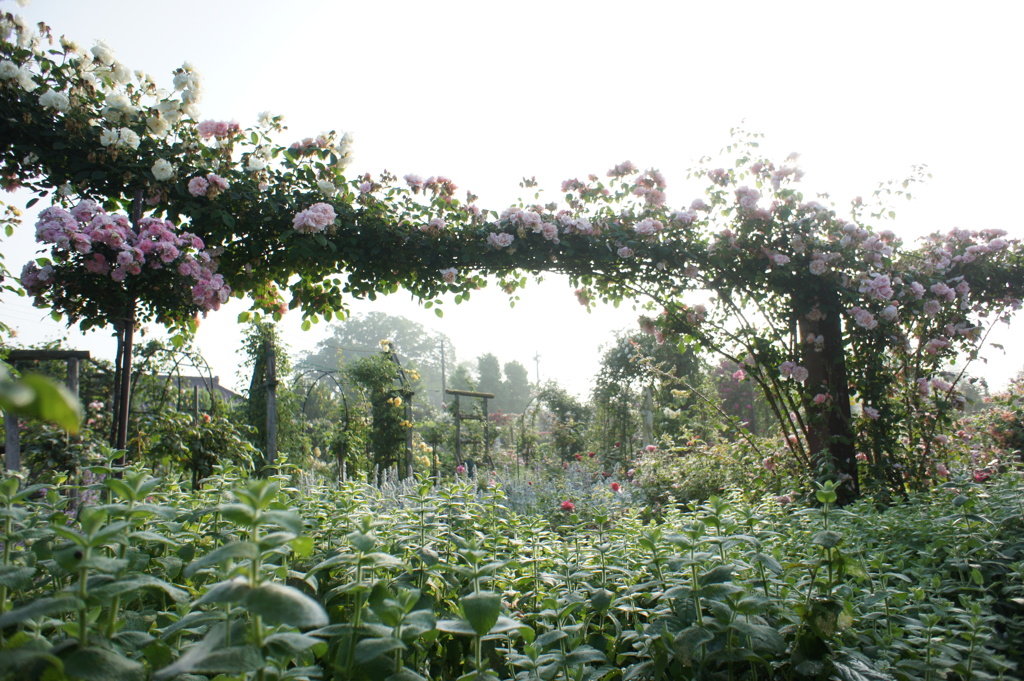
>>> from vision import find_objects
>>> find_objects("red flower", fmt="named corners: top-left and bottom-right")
top-left (611, 482), bottom-right (621, 492)
top-left (588, 452), bottom-right (596, 458)
top-left (561, 500), bottom-right (575, 511)
top-left (574, 453), bottom-right (582, 461)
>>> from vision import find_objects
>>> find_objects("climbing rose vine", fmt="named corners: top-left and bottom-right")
top-left (22, 200), bottom-right (229, 330)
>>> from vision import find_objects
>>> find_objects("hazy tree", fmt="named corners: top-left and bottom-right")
top-left (503, 360), bottom-right (533, 413)
top-left (300, 312), bottom-right (455, 406)
top-left (477, 354), bottom-right (503, 400)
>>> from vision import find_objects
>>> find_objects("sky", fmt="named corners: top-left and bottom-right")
top-left (2, 0), bottom-right (1022, 397)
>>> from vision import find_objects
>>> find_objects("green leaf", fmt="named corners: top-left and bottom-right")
top-left (564, 645), bottom-right (607, 665)
top-left (61, 646), bottom-right (146, 681)
top-left (355, 637), bottom-right (406, 664)
top-left (730, 620), bottom-right (786, 653)
top-left (290, 535), bottom-right (315, 558)
top-left (91, 574), bottom-right (190, 604)
top-left (535, 629), bottom-right (568, 649)
top-left (0, 596), bottom-right (82, 628)
top-left (0, 565), bottom-right (36, 590)
top-left (0, 371), bottom-right (82, 433)
top-left (812, 530), bottom-right (844, 548)
top-left (460, 591), bottom-right (501, 636)
top-left (243, 582), bottom-right (328, 628)
top-left (195, 578), bottom-right (251, 606)
top-left (673, 625), bottom-right (714, 662)
top-left (435, 619), bottom-right (478, 636)
top-left (185, 541), bottom-right (259, 577)
top-left (155, 625), bottom-right (264, 679)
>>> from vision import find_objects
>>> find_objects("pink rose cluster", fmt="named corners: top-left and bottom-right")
top-left (197, 119), bottom-right (241, 139)
top-left (292, 203), bottom-right (336, 234)
top-left (779, 361), bottom-right (809, 383)
top-left (487, 231), bottom-right (514, 249)
top-left (188, 173), bottom-right (230, 198)
top-left (24, 202), bottom-right (229, 312)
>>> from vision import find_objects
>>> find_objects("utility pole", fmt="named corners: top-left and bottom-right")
top-left (265, 339), bottom-right (278, 473)
top-left (533, 352), bottom-right (541, 386)
top-left (440, 341), bottom-right (447, 398)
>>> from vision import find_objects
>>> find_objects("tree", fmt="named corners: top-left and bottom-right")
top-left (502, 360), bottom-right (532, 413)
top-left (301, 313), bottom-right (453, 407)
top-left (476, 353), bottom-right (502, 400)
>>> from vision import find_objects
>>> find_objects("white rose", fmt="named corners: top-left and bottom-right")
top-left (152, 159), bottom-right (174, 181)
top-left (38, 89), bottom-right (70, 112)
top-left (118, 128), bottom-right (141, 150)
top-left (16, 66), bottom-right (36, 91)
top-left (91, 41), bottom-right (115, 66)
top-left (146, 115), bottom-right (171, 137)
top-left (317, 179), bottom-right (337, 196)
top-left (246, 156), bottom-right (267, 172)
top-left (0, 60), bottom-right (18, 80)
top-left (99, 128), bottom-right (118, 146)
top-left (105, 93), bottom-right (134, 112)
top-left (112, 62), bottom-right (132, 84)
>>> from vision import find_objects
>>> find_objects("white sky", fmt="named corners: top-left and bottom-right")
top-left (2, 0), bottom-right (1022, 397)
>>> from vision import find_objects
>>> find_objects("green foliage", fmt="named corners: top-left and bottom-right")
top-left (130, 410), bottom-right (256, 486)
top-left (347, 350), bottom-right (411, 475)
top-left (537, 382), bottom-right (590, 462)
top-left (0, 363), bottom-right (82, 434)
top-left (0, 464), bottom-right (1022, 680)
top-left (630, 438), bottom-right (765, 511)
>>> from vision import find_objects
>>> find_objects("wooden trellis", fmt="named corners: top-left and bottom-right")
top-left (445, 388), bottom-right (495, 474)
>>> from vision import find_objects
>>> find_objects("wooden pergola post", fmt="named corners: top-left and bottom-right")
top-left (3, 350), bottom-right (90, 471)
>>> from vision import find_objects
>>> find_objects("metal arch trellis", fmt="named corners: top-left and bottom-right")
top-left (445, 388), bottom-right (496, 474)
top-left (292, 367), bottom-right (354, 479)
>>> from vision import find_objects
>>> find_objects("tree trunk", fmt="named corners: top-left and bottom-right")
top-left (114, 298), bottom-right (136, 460)
top-left (799, 307), bottom-right (860, 504)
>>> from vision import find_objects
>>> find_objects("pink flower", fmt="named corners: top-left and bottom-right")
top-left (293, 203), bottom-right (337, 233)
top-left (645, 444), bottom-right (657, 452)
top-left (634, 218), bottom-right (663, 237)
top-left (440, 268), bottom-right (458, 284)
top-left (863, 406), bottom-right (880, 420)
top-left (455, 464), bottom-right (466, 475)
top-left (733, 369), bottom-right (745, 381)
top-left (762, 457), bottom-right (777, 471)
top-left (617, 246), bottom-right (634, 258)
top-left (561, 500), bottom-right (576, 512)
top-left (813, 393), bottom-right (829, 405)
top-left (188, 176), bottom-right (209, 197)
top-left (775, 494), bottom-right (794, 505)
top-left (855, 452), bottom-right (868, 462)
top-left (404, 174), bottom-right (424, 192)
top-left (611, 482), bottom-right (621, 493)
top-left (934, 434), bottom-right (949, 445)
top-left (487, 232), bottom-right (514, 248)
top-left (935, 463), bottom-right (950, 477)
top-left (791, 366), bottom-right (809, 383)
top-left (779, 361), bottom-right (796, 379)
